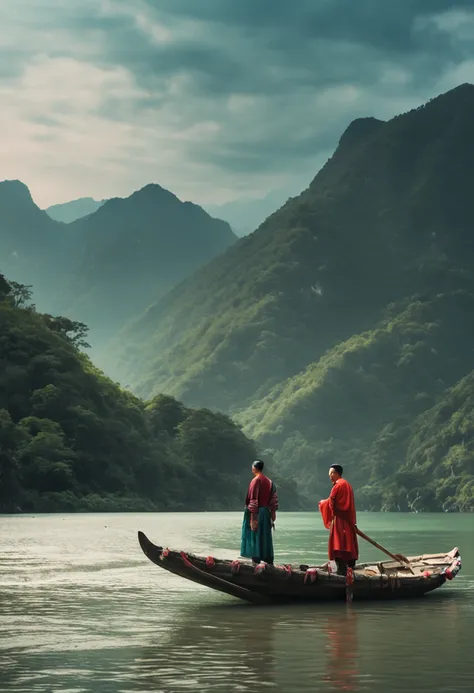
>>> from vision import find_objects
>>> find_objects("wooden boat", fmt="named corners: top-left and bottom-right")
top-left (138, 531), bottom-right (462, 604)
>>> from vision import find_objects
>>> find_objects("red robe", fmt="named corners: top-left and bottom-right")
top-left (319, 478), bottom-right (359, 561)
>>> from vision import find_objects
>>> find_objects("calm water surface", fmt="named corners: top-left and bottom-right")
top-left (1, 512), bottom-right (473, 692)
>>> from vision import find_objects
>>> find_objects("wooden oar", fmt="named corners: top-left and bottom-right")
top-left (356, 527), bottom-right (415, 574)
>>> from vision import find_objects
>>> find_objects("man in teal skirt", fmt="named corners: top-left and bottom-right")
top-left (240, 460), bottom-right (279, 564)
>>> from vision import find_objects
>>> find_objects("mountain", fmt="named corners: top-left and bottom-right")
top-left (0, 180), bottom-right (237, 350)
top-left (45, 197), bottom-right (106, 223)
top-left (0, 180), bottom-right (61, 268)
top-left (47, 190), bottom-right (291, 237)
top-left (0, 273), bottom-right (300, 512)
top-left (110, 84), bottom-right (474, 511)
top-left (56, 183), bottom-right (237, 347)
top-left (0, 180), bottom-right (72, 308)
top-left (205, 190), bottom-right (290, 236)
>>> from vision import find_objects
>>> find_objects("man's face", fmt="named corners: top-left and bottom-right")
top-left (252, 465), bottom-right (258, 476)
top-left (329, 468), bottom-right (339, 484)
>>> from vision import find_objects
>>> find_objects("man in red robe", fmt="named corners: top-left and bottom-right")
top-left (319, 465), bottom-right (358, 575)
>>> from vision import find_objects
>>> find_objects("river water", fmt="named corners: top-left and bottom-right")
top-left (1, 512), bottom-right (473, 692)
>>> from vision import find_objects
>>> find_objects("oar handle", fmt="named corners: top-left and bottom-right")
top-left (356, 527), bottom-right (415, 574)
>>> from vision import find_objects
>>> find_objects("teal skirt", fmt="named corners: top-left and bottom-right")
top-left (240, 507), bottom-right (274, 564)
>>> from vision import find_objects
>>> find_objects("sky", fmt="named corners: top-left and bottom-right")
top-left (1, 0), bottom-right (474, 209)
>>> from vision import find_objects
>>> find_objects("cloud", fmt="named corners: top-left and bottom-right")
top-left (1, 0), bottom-right (474, 209)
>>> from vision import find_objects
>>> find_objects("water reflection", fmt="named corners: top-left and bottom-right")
top-left (133, 592), bottom-right (470, 693)
top-left (324, 607), bottom-right (359, 692)
top-left (0, 593), bottom-right (474, 693)
top-left (135, 603), bottom-right (278, 692)
top-left (0, 588), bottom-right (470, 693)
top-left (133, 603), bottom-right (365, 693)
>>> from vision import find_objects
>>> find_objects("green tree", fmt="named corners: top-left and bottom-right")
top-left (42, 315), bottom-right (90, 349)
top-left (145, 395), bottom-right (186, 437)
top-left (0, 409), bottom-right (25, 509)
top-left (7, 280), bottom-right (35, 309)
top-left (0, 273), bottom-right (11, 300)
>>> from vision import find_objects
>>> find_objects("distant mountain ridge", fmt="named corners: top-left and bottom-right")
top-left (205, 190), bottom-right (290, 236)
top-left (46, 190), bottom-right (292, 237)
top-left (0, 180), bottom-right (237, 348)
top-left (0, 180), bottom-right (73, 302)
top-left (107, 83), bottom-right (474, 511)
top-left (45, 197), bottom-right (106, 223)
top-left (58, 183), bottom-right (237, 346)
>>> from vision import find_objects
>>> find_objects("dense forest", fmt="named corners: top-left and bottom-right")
top-left (0, 273), bottom-right (300, 513)
top-left (106, 84), bottom-right (474, 511)
top-left (241, 292), bottom-right (474, 511)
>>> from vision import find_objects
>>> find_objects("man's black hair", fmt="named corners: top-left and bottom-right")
top-left (329, 464), bottom-right (343, 475)
top-left (253, 459), bottom-right (264, 471)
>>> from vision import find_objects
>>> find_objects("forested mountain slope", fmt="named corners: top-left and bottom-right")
top-left (109, 84), bottom-right (474, 510)
top-left (0, 274), bottom-right (299, 513)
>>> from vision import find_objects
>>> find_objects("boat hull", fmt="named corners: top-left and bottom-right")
top-left (138, 531), bottom-right (461, 605)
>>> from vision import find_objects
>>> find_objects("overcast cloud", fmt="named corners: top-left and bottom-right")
top-left (1, 0), bottom-right (474, 208)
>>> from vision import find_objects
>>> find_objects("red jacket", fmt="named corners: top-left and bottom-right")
top-left (245, 473), bottom-right (278, 521)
